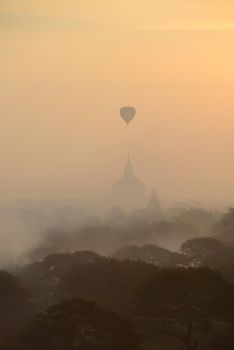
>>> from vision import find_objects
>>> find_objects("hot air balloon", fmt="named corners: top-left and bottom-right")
top-left (120, 106), bottom-right (136, 125)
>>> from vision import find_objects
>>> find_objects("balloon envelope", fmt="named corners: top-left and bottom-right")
top-left (120, 106), bottom-right (136, 125)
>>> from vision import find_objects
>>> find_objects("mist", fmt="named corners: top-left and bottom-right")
top-left (0, 167), bottom-right (222, 268)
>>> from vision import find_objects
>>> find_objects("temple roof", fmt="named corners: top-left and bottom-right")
top-left (147, 189), bottom-right (162, 214)
top-left (111, 156), bottom-right (146, 210)
top-left (123, 155), bottom-right (134, 179)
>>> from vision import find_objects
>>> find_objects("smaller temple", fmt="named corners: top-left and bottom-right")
top-left (144, 188), bottom-right (163, 221)
top-left (111, 156), bottom-right (146, 211)
top-left (147, 189), bottom-right (162, 216)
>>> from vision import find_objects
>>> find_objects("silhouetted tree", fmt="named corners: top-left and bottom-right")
top-left (0, 271), bottom-right (31, 339)
top-left (181, 238), bottom-right (234, 264)
top-left (214, 208), bottom-right (234, 244)
top-left (56, 258), bottom-right (157, 314)
top-left (135, 267), bottom-right (234, 350)
top-left (114, 244), bottom-right (189, 267)
top-left (181, 238), bottom-right (234, 282)
top-left (19, 251), bottom-right (101, 309)
top-left (2, 298), bottom-right (142, 350)
top-left (173, 208), bottom-right (218, 236)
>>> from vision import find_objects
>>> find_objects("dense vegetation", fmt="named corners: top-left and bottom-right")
top-left (1, 208), bottom-right (234, 349)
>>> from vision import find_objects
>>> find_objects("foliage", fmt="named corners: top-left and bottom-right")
top-left (181, 238), bottom-right (234, 265)
top-left (2, 298), bottom-right (142, 350)
top-left (57, 258), bottom-right (157, 314)
top-left (114, 244), bottom-right (190, 266)
top-left (214, 208), bottom-right (234, 244)
top-left (181, 238), bottom-right (234, 282)
top-left (173, 208), bottom-right (218, 236)
top-left (0, 271), bottom-right (31, 339)
top-left (135, 267), bottom-right (234, 320)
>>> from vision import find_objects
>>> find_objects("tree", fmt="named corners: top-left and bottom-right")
top-left (0, 271), bottom-right (31, 339)
top-left (181, 238), bottom-right (234, 265)
top-left (181, 238), bottom-right (234, 283)
top-left (173, 208), bottom-right (218, 236)
top-left (20, 251), bottom-right (101, 309)
top-left (135, 267), bottom-right (234, 350)
top-left (2, 298), bottom-right (143, 350)
top-left (114, 244), bottom-right (189, 267)
top-left (181, 238), bottom-right (226, 258)
top-left (56, 258), bottom-right (157, 314)
top-left (214, 208), bottom-right (234, 244)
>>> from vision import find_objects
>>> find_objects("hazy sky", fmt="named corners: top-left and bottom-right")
top-left (1, 0), bottom-right (234, 205)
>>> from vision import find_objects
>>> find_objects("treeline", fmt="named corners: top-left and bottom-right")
top-left (1, 208), bottom-right (234, 349)
top-left (1, 250), bottom-right (234, 349)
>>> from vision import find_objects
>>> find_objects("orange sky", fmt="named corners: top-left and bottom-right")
top-left (1, 0), bottom-right (234, 206)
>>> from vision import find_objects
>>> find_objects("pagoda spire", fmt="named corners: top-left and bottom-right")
top-left (123, 155), bottom-right (134, 179)
top-left (147, 188), bottom-right (162, 214)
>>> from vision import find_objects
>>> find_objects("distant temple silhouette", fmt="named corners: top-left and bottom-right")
top-left (111, 156), bottom-right (146, 210)
top-left (110, 155), bottom-right (163, 217)
top-left (147, 189), bottom-right (162, 216)
top-left (144, 188), bottom-right (163, 221)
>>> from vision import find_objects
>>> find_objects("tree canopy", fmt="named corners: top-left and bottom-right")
top-left (0, 271), bottom-right (31, 339)
top-left (2, 298), bottom-right (142, 350)
top-left (135, 267), bottom-right (234, 320)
